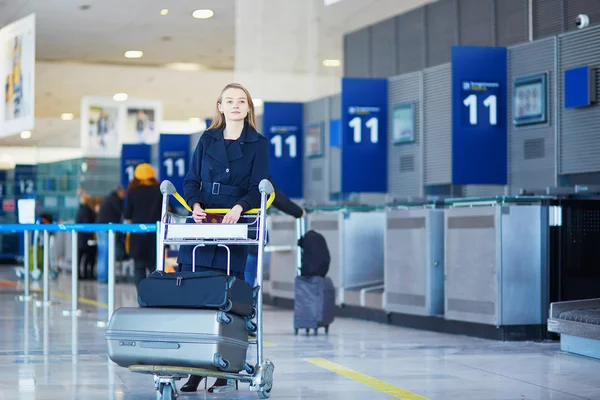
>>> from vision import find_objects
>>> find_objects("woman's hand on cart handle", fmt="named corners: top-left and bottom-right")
top-left (223, 205), bottom-right (243, 224)
top-left (192, 203), bottom-right (207, 223)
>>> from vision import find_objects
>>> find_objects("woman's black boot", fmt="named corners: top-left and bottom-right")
top-left (180, 375), bottom-right (204, 392)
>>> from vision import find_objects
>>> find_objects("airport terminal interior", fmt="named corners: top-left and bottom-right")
top-left (2, 0), bottom-right (600, 399)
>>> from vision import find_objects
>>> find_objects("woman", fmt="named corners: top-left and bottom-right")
top-left (177, 83), bottom-right (269, 393)
top-left (123, 163), bottom-right (163, 289)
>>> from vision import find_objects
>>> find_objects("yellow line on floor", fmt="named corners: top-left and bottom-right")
top-left (0, 278), bottom-right (277, 346)
top-left (306, 358), bottom-right (429, 400)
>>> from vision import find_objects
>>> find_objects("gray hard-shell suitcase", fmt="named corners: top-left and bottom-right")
top-left (293, 275), bottom-right (336, 335)
top-left (105, 307), bottom-right (249, 372)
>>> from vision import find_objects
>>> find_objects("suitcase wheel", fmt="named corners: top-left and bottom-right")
top-left (246, 320), bottom-right (257, 333)
top-left (244, 361), bottom-right (255, 375)
top-left (219, 299), bottom-right (233, 313)
top-left (217, 312), bottom-right (233, 325)
top-left (213, 353), bottom-right (230, 370)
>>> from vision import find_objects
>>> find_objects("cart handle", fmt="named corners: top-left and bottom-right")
top-left (162, 180), bottom-right (275, 215)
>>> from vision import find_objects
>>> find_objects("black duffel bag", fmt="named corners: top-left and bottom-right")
top-left (137, 270), bottom-right (256, 317)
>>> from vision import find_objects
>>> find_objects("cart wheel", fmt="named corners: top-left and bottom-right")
top-left (294, 329), bottom-right (298, 336)
top-left (258, 386), bottom-right (272, 399)
top-left (159, 383), bottom-right (174, 400)
top-left (325, 326), bottom-right (329, 335)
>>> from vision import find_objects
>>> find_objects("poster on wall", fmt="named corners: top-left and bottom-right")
top-left (80, 97), bottom-right (122, 157)
top-left (125, 107), bottom-right (158, 144)
top-left (80, 97), bottom-right (162, 157)
top-left (0, 14), bottom-right (35, 138)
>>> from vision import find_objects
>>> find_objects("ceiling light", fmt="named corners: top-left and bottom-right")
top-left (164, 63), bottom-right (204, 71)
top-left (124, 50), bottom-right (143, 59)
top-left (20, 131), bottom-right (32, 139)
top-left (188, 117), bottom-right (202, 123)
top-left (322, 59), bottom-right (341, 67)
top-left (192, 9), bottom-right (214, 19)
top-left (61, 113), bottom-right (74, 121)
top-left (253, 98), bottom-right (264, 107)
top-left (113, 93), bottom-right (128, 102)
top-left (160, 9), bottom-right (169, 16)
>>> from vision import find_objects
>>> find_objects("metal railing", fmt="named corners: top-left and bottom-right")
top-left (0, 222), bottom-right (157, 322)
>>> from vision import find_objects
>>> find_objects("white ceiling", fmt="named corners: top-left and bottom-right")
top-left (0, 0), bottom-right (437, 149)
top-left (0, 0), bottom-right (236, 70)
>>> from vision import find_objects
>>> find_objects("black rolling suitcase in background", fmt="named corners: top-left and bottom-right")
top-left (294, 229), bottom-right (336, 335)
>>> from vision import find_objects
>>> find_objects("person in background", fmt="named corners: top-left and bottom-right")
top-left (244, 175), bottom-right (305, 287)
top-left (123, 163), bottom-right (162, 289)
top-left (178, 82), bottom-right (269, 394)
top-left (75, 192), bottom-right (96, 280)
top-left (95, 185), bottom-right (125, 283)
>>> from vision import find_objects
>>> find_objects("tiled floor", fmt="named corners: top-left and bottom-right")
top-left (1, 267), bottom-right (600, 400)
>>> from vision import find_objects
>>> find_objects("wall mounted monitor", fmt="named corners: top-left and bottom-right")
top-left (392, 103), bottom-right (416, 144)
top-left (513, 73), bottom-right (548, 126)
top-left (305, 122), bottom-right (324, 158)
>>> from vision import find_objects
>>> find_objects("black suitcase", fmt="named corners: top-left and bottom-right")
top-left (137, 270), bottom-right (256, 318)
top-left (293, 275), bottom-right (336, 335)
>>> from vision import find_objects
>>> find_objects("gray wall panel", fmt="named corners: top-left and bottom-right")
top-left (463, 185), bottom-right (505, 197)
top-left (426, 0), bottom-right (459, 67)
top-left (388, 71), bottom-right (422, 197)
top-left (558, 25), bottom-right (600, 175)
top-left (458, 0), bottom-right (494, 46)
top-left (495, 0), bottom-right (529, 46)
top-left (344, 27), bottom-right (371, 78)
top-left (533, 0), bottom-right (564, 40)
top-left (396, 7), bottom-right (427, 74)
top-left (370, 18), bottom-right (397, 78)
top-left (304, 98), bottom-right (329, 204)
top-left (508, 37), bottom-right (557, 193)
top-left (423, 64), bottom-right (452, 185)
top-left (564, 0), bottom-right (600, 33)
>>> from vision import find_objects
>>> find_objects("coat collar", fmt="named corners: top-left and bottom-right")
top-left (205, 122), bottom-right (260, 166)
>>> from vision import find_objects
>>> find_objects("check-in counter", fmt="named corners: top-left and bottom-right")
top-left (443, 197), bottom-right (550, 334)
top-left (265, 214), bottom-right (300, 300)
top-left (383, 207), bottom-right (445, 316)
top-left (307, 207), bottom-right (386, 309)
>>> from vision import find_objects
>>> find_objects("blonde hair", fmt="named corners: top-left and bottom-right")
top-left (208, 83), bottom-right (257, 131)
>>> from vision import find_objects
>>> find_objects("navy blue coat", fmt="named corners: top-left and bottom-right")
top-left (177, 123), bottom-right (270, 273)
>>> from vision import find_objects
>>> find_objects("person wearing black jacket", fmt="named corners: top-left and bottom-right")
top-left (123, 163), bottom-right (163, 289)
top-left (244, 176), bottom-right (304, 286)
top-left (75, 193), bottom-right (96, 279)
top-left (95, 186), bottom-right (125, 283)
top-left (179, 83), bottom-right (269, 394)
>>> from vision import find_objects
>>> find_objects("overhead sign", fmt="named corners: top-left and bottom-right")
top-left (263, 102), bottom-right (304, 198)
top-left (159, 134), bottom-right (190, 205)
top-left (120, 144), bottom-right (152, 190)
top-left (13, 164), bottom-right (36, 197)
top-left (340, 77), bottom-right (388, 193)
top-left (452, 46), bottom-right (507, 185)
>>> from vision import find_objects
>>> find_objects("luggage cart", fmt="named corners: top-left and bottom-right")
top-left (127, 179), bottom-right (276, 400)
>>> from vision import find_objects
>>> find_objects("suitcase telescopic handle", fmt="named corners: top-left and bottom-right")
top-left (160, 179), bottom-right (276, 215)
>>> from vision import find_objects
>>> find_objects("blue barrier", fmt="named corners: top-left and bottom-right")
top-left (0, 223), bottom-right (157, 233)
top-left (1, 222), bottom-right (159, 321)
